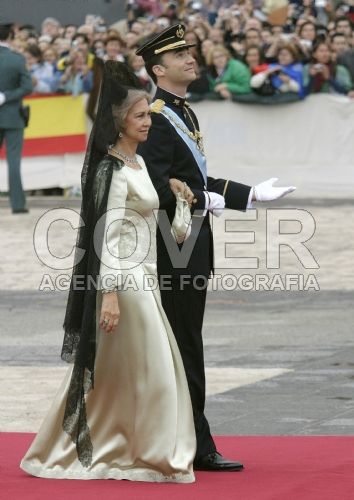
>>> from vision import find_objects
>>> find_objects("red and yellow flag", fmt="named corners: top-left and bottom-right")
top-left (1, 93), bottom-right (87, 158)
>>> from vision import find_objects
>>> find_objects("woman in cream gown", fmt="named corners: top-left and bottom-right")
top-left (20, 64), bottom-right (196, 483)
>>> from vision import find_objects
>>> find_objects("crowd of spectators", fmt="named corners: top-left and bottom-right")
top-left (7, 0), bottom-right (354, 109)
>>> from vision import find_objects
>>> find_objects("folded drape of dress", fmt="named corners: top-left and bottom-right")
top-left (20, 155), bottom-right (196, 482)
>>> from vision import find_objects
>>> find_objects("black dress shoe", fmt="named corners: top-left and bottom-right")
top-left (194, 452), bottom-right (244, 471)
top-left (12, 208), bottom-right (29, 214)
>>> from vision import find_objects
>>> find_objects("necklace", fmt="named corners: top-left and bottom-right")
top-left (108, 146), bottom-right (139, 164)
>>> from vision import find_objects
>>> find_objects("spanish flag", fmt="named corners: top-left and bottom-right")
top-left (6, 93), bottom-right (86, 157)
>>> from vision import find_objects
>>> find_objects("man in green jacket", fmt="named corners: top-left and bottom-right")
top-left (0, 22), bottom-right (33, 213)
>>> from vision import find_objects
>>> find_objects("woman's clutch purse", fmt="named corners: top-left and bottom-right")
top-left (171, 192), bottom-right (192, 244)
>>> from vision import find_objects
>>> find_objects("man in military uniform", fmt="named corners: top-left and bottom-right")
top-left (0, 22), bottom-right (32, 213)
top-left (137, 24), bottom-right (295, 471)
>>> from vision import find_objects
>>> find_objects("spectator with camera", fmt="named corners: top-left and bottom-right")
top-left (298, 21), bottom-right (318, 61)
top-left (24, 45), bottom-right (59, 94)
top-left (303, 40), bottom-right (352, 95)
top-left (251, 43), bottom-right (304, 99)
top-left (57, 34), bottom-right (95, 73)
top-left (58, 49), bottom-right (93, 95)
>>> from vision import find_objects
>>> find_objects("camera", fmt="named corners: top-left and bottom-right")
top-left (280, 34), bottom-right (294, 41)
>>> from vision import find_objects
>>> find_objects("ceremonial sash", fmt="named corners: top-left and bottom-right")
top-left (160, 106), bottom-right (207, 185)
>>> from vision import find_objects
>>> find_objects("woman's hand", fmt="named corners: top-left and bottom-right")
top-left (321, 65), bottom-right (330, 80)
top-left (219, 88), bottom-right (232, 100)
top-left (267, 65), bottom-right (281, 75)
top-left (169, 178), bottom-right (194, 206)
top-left (278, 73), bottom-right (290, 83)
top-left (60, 66), bottom-right (71, 83)
top-left (308, 65), bottom-right (319, 77)
top-left (214, 83), bottom-right (227, 92)
top-left (100, 292), bottom-right (120, 333)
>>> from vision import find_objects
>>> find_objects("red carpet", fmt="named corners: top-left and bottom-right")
top-left (1, 433), bottom-right (354, 500)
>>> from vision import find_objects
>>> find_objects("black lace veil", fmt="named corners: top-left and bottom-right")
top-left (61, 61), bottom-right (143, 467)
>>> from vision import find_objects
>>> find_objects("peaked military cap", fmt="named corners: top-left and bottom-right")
top-left (136, 23), bottom-right (195, 62)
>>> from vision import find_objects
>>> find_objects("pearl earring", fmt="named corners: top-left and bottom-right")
top-left (118, 132), bottom-right (123, 138)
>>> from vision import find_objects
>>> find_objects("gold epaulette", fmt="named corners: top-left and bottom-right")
top-left (150, 99), bottom-right (165, 113)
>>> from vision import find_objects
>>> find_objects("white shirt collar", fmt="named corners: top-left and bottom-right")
top-left (0, 42), bottom-right (10, 48)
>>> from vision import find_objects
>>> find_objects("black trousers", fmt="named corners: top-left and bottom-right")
top-left (159, 276), bottom-right (216, 461)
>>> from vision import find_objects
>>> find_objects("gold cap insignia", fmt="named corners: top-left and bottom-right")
top-left (176, 25), bottom-right (184, 39)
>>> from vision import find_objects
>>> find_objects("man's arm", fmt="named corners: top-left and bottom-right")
top-left (187, 107), bottom-right (252, 212)
top-left (207, 176), bottom-right (252, 212)
top-left (207, 176), bottom-right (296, 214)
top-left (2, 55), bottom-right (33, 104)
top-left (138, 113), bottom-right (176, 211)
top-left (138, 113), bottom-right (206, 213)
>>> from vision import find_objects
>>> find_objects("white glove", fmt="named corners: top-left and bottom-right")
top-left (0, 92), bottom-right (6, 106)
top-left (254, 178), bottom-right (296, 202)
top-left (204, 191), bottom-right (225, 217)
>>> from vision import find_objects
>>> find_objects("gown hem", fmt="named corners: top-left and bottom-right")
top-left (20, 461), bottom-right (195, 483)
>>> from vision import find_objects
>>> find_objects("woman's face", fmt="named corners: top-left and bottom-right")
top-left (278, 49), bottom-right (294, 66)
top-left (106, 40), bottom-right (121, 58)
top-left (43, 49), bottom-right (57, 64)
top-left (185, 32), bottom-right (198, 46)
top-left (38, 41), bottom-right (50, 52)
top-left (123, 98), bottom-right (151, 144)
top-left (245, 48), bottom-right (260, 68)
top-left (94, 40), bottom-right (104, 51)
top-left (261, 30), bottom-right (272, 45)
top-left (130, 55), bottom-right (145, 71)
top-left (64, 25), bottom-right (77, 40)
top-left (313, 44), bottom-right (331, 64)
top-left (72, 52), bottom-right (86, 71)
top-left (212, 50), bottom-right (228, 70)
top-left (301, 24), bottom-right (316, 41)
top-left (201, 39), bottom-right (213, 57)
top-left (229, 17), bottom-right (240, 33)
top-left (25, 52), bottom-right (39, 68)
top-left (195, 26), bottom-right (207, 41)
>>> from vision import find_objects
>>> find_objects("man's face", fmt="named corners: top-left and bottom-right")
top-left (336, 20), bottom-right (352, 37)
top-left (332, 35), bottom-right (348, 54)
top-left (42, 22), bottom-right (59, 38)
top-left (245, 30), bottom-right (261, 47)
top-left (65, 25), bottom-right (77, 40)
top-left (155, 48), bottom-right (196, 86)
top-left (106, 40), bottom-right (121, 57)
top-left (209, 29), bottom-right (223, 44)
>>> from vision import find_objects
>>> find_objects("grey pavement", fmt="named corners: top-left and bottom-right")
top-left (0, 192), bottom-right (353, 435)
top-left (1, 288), bottom-right (354, 434)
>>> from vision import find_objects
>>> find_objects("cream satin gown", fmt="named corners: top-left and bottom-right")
top-left (20, 154), bottom-right (196, 482)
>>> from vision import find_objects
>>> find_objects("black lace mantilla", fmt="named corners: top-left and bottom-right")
top-left (60, 60), bottom-right (143, 467)
top-left (61, 154), bottom-right (123, 467)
